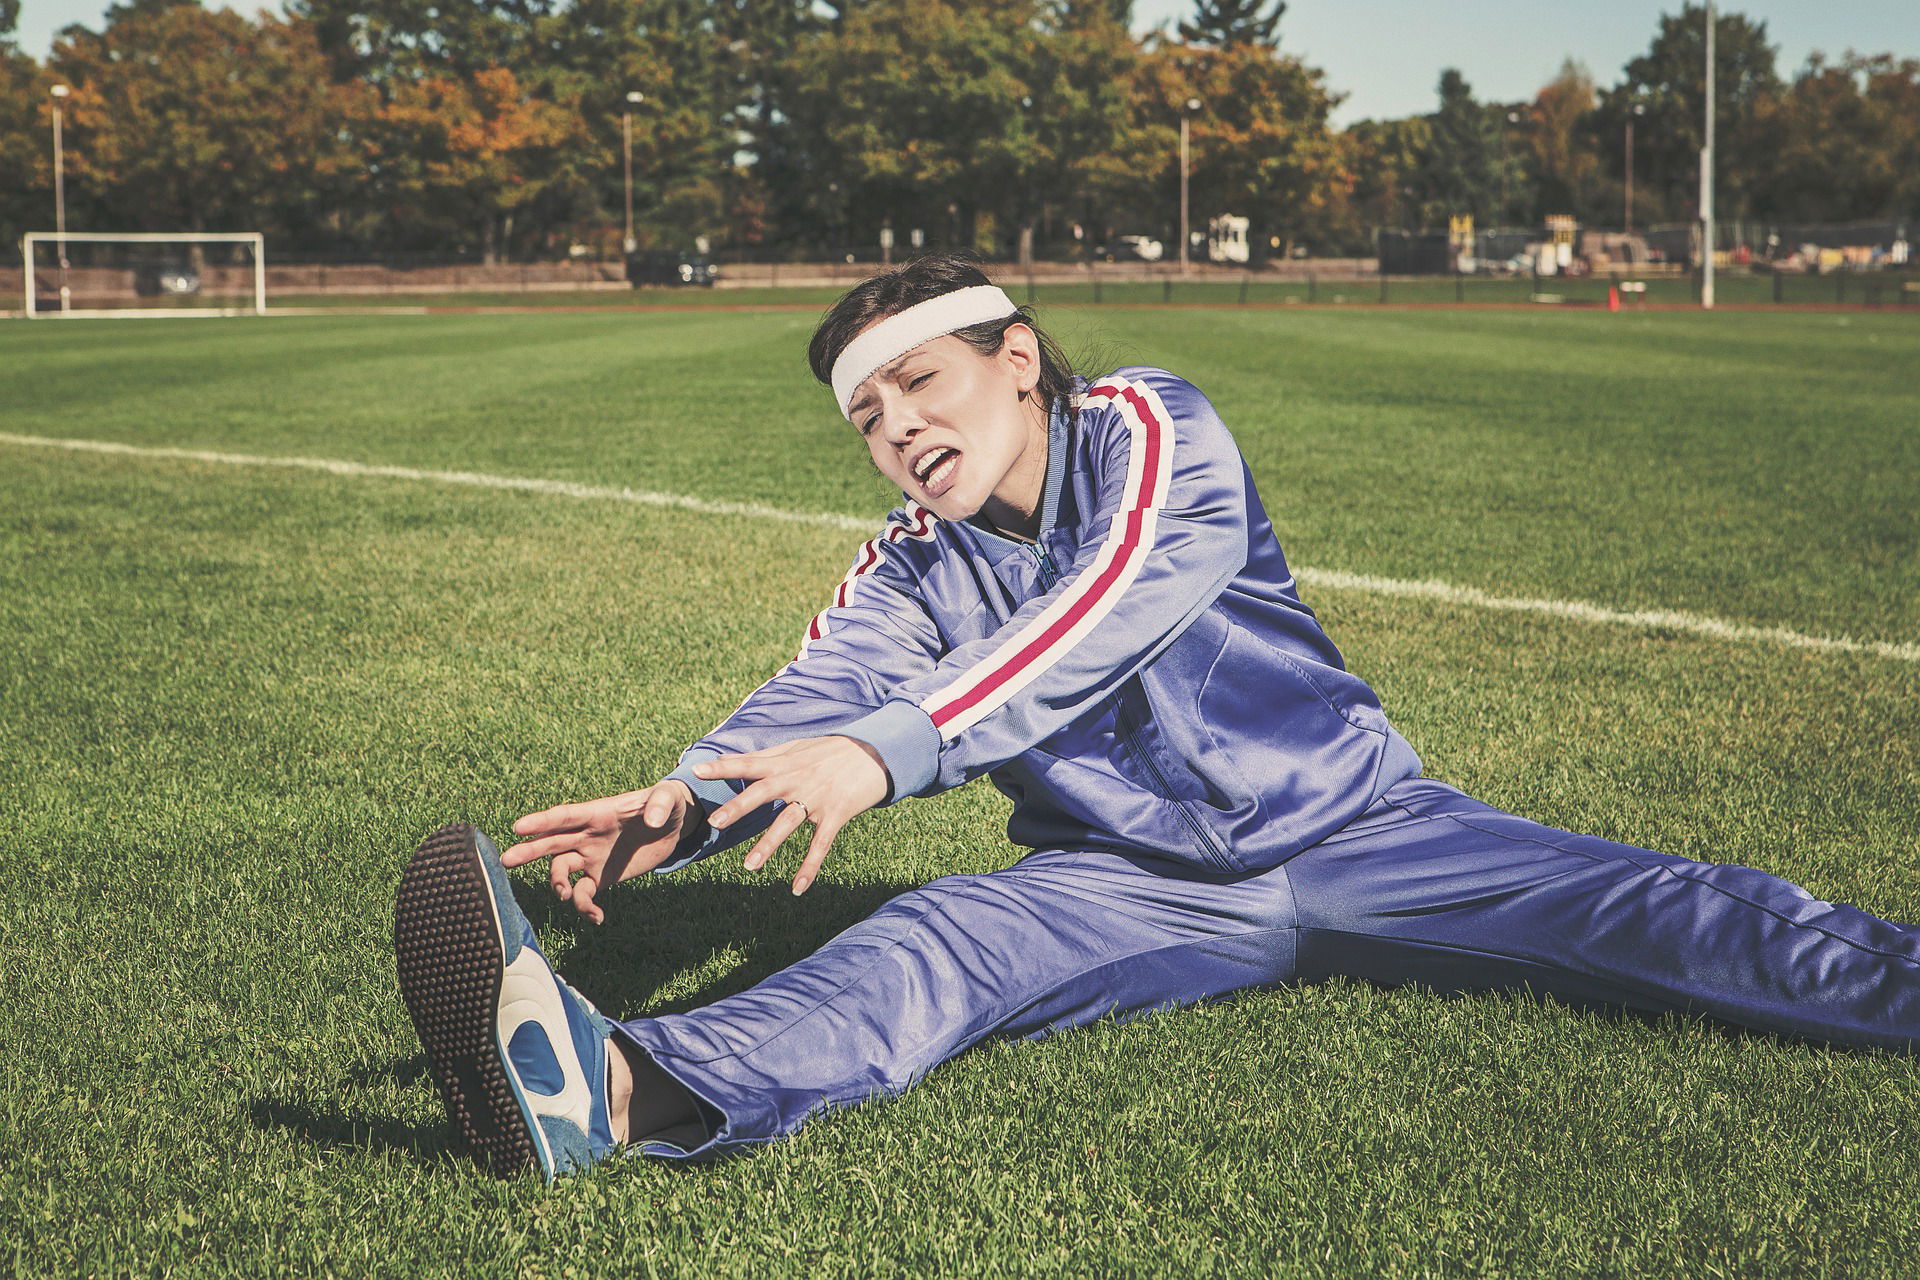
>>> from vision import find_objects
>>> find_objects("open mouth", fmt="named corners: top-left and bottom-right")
top-left (912, 447), bottom-right (961, 494)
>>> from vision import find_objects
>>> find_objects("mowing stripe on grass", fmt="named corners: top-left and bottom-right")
top-left (5, 429), bottom-right (1916, 665)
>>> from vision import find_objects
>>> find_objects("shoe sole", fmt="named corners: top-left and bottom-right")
top-left (394, 822), bottom-right (540, 1177)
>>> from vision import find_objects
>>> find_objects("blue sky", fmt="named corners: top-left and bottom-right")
top-left (14, 0), bottom-right (1917, 125)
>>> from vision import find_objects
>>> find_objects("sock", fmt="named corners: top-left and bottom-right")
top-left (619, 1042), bottom-right (709, 1147)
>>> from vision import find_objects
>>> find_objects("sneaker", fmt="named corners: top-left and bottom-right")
top-left (394, 821), bottom-right (618, 1180)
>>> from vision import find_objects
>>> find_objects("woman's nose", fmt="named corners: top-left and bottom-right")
top-left (880, 406), bottom-right (923, 445)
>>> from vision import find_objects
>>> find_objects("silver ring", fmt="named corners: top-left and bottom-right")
top-left (788, 801), bottom-right (809, 820)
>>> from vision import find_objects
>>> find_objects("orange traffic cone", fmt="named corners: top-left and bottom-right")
top-left (1607, 285), bottom-right (1621, 312)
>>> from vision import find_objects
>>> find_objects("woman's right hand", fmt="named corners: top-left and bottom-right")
top-left (501, 780), bottom-right (701, 925)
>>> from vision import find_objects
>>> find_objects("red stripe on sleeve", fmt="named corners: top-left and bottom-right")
top-left (925, 382), bottom-right (1163, 730)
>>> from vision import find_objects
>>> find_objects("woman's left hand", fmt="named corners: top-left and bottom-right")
top-left (693, 736), bottom-right (891, 895)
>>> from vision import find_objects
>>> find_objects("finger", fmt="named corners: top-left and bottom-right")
top-left (500, 832), bottom-right (580, 869)
top-left (791, 818), bottom-right (843, 896)
top-left (709, 777), bottom-right (784, 830)
top-left (571, 874), bottom-right (603, 926)
top-left (691, 752), bottom-right (775, 782)
top-left (549, 850), bottom-right (587, 900)
top-left (513, 802), bottom-right (592, 838)
top-left (641, 782), bottom-right (686, 828)
top-left (742, 802), bottom-right (811, 872)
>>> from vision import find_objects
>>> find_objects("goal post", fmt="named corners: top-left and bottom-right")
top-left (22, 231), bottom-right (267, 318)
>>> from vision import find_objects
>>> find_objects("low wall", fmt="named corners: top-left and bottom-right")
top-left (2, 258), bottom-right (1379, 302)
top-left (0, 260), bottom-right (630, 304)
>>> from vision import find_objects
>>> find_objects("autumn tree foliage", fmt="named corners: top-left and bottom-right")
top-left (8, 0), bottom-right (1916, 262)
top-left (373, 67), bottom-right (579, 262)
top-left (47, 3), bottom-right (368, 241)
top-left (0, 39), bottom-right (52, 249)
top-left (1526, 60), bottom-right (1600, 224)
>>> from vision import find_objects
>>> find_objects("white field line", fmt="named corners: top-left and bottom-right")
top-left (1299, 568), bottom-right (1920, 664)
top-left (0, 431), bottom-right (871, 534)
top-left (5, 430), bottom-right (1916, 665)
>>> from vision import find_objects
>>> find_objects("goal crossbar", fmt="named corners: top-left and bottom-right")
top-left (22, 231), bottom-right (267, 317)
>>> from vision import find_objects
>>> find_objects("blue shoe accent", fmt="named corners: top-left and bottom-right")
top-left (508, 1020), bottom-right (566, 1096)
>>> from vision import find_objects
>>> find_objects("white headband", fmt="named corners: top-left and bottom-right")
top-left (830, 284), bottom-right (1019, 419)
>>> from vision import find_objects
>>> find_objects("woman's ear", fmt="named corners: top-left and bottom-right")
top-left (1000, 322), bottom-right (1043, 396)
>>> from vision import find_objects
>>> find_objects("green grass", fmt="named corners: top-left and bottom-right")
top-left (1, 306), bottom-right (1916, 1277)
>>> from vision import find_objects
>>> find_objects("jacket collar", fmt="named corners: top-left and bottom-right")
top-left (958, 391), bottom-right (1076, 560)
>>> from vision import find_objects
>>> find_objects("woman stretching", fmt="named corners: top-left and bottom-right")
top-left (394, 253), bottom-right (1920, 1181)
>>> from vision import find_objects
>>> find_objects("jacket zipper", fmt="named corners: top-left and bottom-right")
top-left (1028, 544), bottom-right (1231, 871)
top-left (1114, 693), bottom-right (1235, 872)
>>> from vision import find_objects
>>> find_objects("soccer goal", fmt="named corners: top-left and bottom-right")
top-left (22, 232), bottom-right (267, 318)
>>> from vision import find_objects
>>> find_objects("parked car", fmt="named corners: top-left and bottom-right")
top-left (1093, 235), bottom-right (1164, 263)
top-left (626, 250), bottom-right (719, 287)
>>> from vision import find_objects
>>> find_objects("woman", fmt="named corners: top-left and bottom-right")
top-left (394, 253), bottom-right (1920, 1182)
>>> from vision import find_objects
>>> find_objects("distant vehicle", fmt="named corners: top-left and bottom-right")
top-left (1094, 235), bottom-right (1164, 263)
top-left (626, 250), bottom-right (719, 287)
top-left (1207, 214), bottom-right (1250, 264)
top-left (133, 263), bottom-right (201, 297)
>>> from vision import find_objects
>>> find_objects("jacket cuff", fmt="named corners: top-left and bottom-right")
top-left (652, 749), bottom-right (747, 873)
top-left (838, 699), bottom-right (940, 802)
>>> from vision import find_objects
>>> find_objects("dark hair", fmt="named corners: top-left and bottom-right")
top-left (807, 252), bottom-right (1075, 410)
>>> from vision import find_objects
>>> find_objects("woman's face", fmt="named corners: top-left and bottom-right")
top-left (846, 325), bottom-right (1050, 531)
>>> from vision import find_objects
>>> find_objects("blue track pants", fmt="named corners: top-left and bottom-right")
top-left (616, 779), bottom-right (1920, 1158)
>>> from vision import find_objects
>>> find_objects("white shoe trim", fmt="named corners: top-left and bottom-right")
top-left (498, 950), bottom-right (595, 1133)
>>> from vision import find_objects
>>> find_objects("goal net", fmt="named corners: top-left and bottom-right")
top-left (23, 232), bottom-right (267, 317)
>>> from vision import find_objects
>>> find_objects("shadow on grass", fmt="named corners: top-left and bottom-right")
top-left (518, 875), bottom-right (916, 1020)
top-left (249, 876), bottom-right (918, 1168)
top-left (246, 1095), bottom-right (463, 1167)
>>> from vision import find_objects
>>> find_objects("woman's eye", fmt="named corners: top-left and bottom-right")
top-left (908, 372), bottom-right (933, 390)
top-left (859, 415), bottom-right (880, 436)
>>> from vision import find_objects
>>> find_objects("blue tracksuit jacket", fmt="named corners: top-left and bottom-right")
top-left (664, 367), bottom-right (1422, 871)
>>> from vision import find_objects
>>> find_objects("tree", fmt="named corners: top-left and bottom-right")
top-left (372, 66), bottom-right (580, 262)
top-left (1176, 0), bottom-right (1283, 49)
top-left (1527, 59), bottom-right (1599, 223)
top-left (290, 0), bottom-right (557, 85)
top-left (1132, 37), bottom-right (1349, 259)
top-left (547, 0), bottom-right (739, 253)
top-left (1413, 69), bottom-right (1501, 225)
top-left (0, 44), bottom-right (50, 251)
top-left (771, 0), bottom-right (1136, 261)
top-left (1755, 54), bottom-right (1920, 222)
top-left (1595, 5), bottom-right (1780, 223)
top-left (1344, 115), bottom-right (1431, 233)
top-left (49, 6), bottom-right (369, 241)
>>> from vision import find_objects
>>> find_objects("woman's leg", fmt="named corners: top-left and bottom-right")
top-left (614, 846), bottom-right (1301, 1158)
top-left (1286, 778), bottom-right (1920, 1051)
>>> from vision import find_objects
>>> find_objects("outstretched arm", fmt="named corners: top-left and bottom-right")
top-left (501, 779), bottom-right (703, 925)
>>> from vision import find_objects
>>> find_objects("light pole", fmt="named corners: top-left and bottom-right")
top-left (1700, 1), bottom-right (1716, 310)
top-left (1624, 101), bottom-right (1645, 235)
top-left (1178, 97), bottom-right (1200, 275)
top-left (1499, 109), bottom-right (1520, 227)
top-left (622, 90), bottom-right (643, 255)
top-left (50, 84), bottom-right (71, 313)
